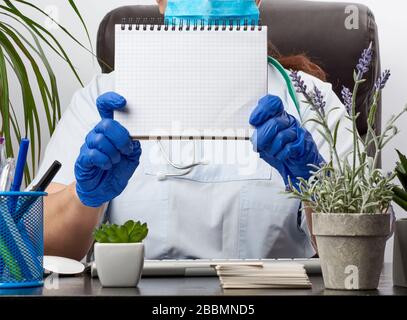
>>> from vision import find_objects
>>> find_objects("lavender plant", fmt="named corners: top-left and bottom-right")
top-left (288, 44), bottom-right (407, 214)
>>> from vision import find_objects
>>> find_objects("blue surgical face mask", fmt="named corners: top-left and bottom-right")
top-left (165, 0), bottom-right (260, 25)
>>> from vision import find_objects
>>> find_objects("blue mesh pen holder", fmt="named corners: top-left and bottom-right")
top-left (0, 191), bottom-right (46, 288)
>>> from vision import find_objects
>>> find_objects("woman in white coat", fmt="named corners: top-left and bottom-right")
top-left (34, 0), bottom-right (353, 261)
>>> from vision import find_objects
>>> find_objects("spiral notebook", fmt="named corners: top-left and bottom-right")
top-left (114, 19), bottom-right (268, 139)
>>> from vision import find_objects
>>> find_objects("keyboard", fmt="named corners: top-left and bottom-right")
top-left (90, 258), bottom-right (321, 278)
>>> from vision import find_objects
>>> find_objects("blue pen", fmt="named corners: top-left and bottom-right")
top-left (9, 139), bottom-right (29, 223)
top-left (11, 138), bottom-right (29, 193)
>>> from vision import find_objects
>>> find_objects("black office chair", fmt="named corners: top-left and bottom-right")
top-left (96, 0), bottom-right (381, 163)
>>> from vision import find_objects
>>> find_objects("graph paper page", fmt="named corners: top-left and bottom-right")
top-left (114, 25), bottom-right (268, 139)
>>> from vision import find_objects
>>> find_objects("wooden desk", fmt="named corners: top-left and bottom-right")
top-left (0, 263), bottom-right (405, 298)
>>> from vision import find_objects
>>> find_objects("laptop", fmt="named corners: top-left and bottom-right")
top-left (90, 258), bottom-right (321, 278)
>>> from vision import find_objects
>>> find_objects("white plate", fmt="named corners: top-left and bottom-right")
top-left (43, 256), bottom-right (85, 275)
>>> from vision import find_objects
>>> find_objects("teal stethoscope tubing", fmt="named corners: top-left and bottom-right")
top-left (267, 56), bottom-right (302, 120)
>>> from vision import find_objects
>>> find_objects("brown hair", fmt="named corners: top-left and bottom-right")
top-left (268, 42), bottom-right (327, 82)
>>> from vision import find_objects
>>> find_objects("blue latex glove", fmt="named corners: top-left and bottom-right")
top-left (75, 92), bottom-right (142, 208)
top-left (249, 94), bottom-right (325, 188)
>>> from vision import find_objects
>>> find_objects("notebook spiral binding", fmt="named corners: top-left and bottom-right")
top-left (120, 17), bottom-right (262, 31)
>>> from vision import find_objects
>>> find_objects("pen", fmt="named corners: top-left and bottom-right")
top-left (5, 159), bottom-right (60, 281)
top-left (8, 139), bottom-right (29, 225)
top-left (0, 137), bottom-right (6, 171)
top-left (0, 139), bottom-right (43, 282)
top-left (10, 138), bottom-right (30, 192)
top-left (30, 160), bottom-right (62, 192)
top-left (0, 137), bottom-right (6, 185)
top-left (12, 160), bottom-right (62, 224)
top-left (0, 158), bottom-right (16, 192)
top-left (0, 200), bottom-right (37, 280)
top-left (14, 161), bottom-right (62, 278)
top-left (0, 138), bottom-right (5, 278)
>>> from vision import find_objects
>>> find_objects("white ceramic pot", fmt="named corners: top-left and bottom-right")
top-left (94, 242), bottom-right (144, 287)
top-left (312, 213), bottom-right (390, 290)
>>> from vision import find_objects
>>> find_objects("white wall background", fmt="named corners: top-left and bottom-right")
top-left (10, 0), bottom-right (407, 261)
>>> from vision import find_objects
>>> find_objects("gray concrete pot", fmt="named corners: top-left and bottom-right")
top-left (312, 213), bottom-right (390, 290)
top-left (393, 219), bottom-right (407, 287)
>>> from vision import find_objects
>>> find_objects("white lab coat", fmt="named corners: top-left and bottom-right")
top-left (32, 65), bottom-right (353, 259)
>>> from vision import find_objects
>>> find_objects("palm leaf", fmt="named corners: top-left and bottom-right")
top-left (6, 0), bottom-right (111, 72)
top-left (0, 45), bottom-right (12, 157)
top-left (1, 20), bottom-right (62, 179)
top-left (1, 18), bottom-right (60, 129)
top-left (67, 0), bottom-right (93, 52)
top-left (393, 188), bottom-right (407, 211)
top-left (1, 23), bottom-right (54, 134)
top-left (0, 1), bottom-right (91, 183)
top-left (7, 15), bottom-right (62, 125)
top-left (0, 12), bottom-right (61, 122)
top-left (0, 30), bottom-right (39, 174)
top-left (395, 149), bottom-right (407, 192)
top-left (0, 3), bottom-right (84, 86)
top-left (396, 149), bottom-right (407, 172)
top-left (10, 0), bottom-right (93, 53)
top-left (9, 102), bottom-right (22, 140)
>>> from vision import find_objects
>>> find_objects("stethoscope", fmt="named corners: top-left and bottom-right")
top-left (155, 140), bottom-right (209, 181)
top-left (155, 56), bottom-right (301, 181)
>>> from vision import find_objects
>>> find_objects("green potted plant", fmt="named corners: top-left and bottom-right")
top-left (393, 150), bottom-right (407, 287)
top-left (93, 220), bottom-right (148, 288)
top-left (289, 44), bottom-right (407, 290)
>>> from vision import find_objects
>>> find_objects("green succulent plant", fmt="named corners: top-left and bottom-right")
top-left (393, 150), bottom-right (407, 211)
top-left (93, 220), bottom-right (149, 244)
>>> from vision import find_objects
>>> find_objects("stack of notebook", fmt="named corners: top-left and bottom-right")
top-left (214, 263), bottom-right (312, 289)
